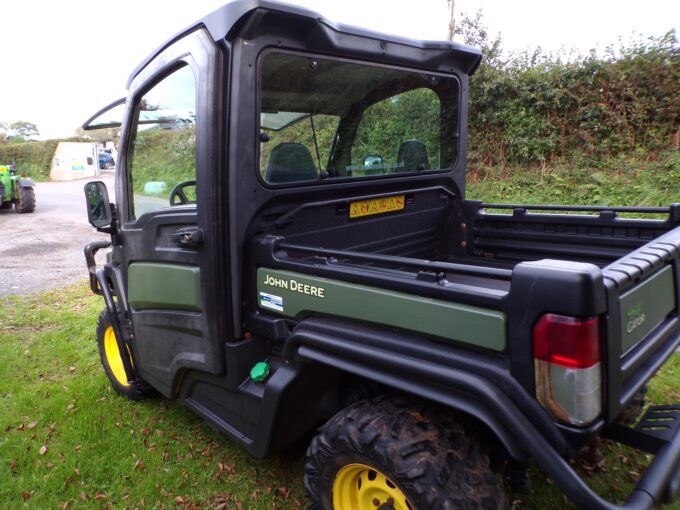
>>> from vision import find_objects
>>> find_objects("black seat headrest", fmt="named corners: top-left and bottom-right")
top-left (266, 142), bottom-right (318, 183)
top-left (397, 140), bottom-right (430, 172)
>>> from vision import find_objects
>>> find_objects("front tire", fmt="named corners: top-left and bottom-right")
top-left (96, 310), bottom-right (156, 401)
top-left (15, 186), bottom-right (35, 213)
top-left (304, 396), bottom-right (508, 510)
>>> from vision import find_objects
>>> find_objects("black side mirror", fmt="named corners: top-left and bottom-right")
top-left (84, 181), bottom-right (113, 230)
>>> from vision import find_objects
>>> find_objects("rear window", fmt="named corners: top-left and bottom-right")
top-left (259, 52), bottom-right (460, 185)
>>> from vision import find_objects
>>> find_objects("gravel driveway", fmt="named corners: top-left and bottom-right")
top-left (0, 171), bottom-right (114, 297)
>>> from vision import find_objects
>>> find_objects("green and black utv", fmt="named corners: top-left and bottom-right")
top-left (82, 2), bottom-right (680, 508)
top-left (0, 164), bottom-right (35, 213)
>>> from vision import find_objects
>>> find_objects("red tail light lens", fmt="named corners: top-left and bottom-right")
top-left (533, 314), bottom-right (601, 369)
top-left (533, 314), bottom-right (603, 426)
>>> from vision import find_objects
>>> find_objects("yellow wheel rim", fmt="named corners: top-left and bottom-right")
top-left (332, 463), bottom-right (413, 510)
top-left (103, 326), bottom-right (130, 387)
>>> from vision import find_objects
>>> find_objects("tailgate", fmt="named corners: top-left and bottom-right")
top-left (602, 226), bottom-right (680, 422)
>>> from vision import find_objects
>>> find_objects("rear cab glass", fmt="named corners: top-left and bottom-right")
top-left (258, 52), bottom-right (460, 185)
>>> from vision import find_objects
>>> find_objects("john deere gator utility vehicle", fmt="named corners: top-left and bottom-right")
top-left (0, 164), bottom-right (35, 213)
top-left (82, 1), bottom-right (680, 508)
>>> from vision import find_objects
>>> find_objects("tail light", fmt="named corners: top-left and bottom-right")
top-left (533, 314), bottom-right (602, 426)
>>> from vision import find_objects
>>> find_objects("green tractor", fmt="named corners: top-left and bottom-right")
top-left (0, 164), bottom-right (36, 213)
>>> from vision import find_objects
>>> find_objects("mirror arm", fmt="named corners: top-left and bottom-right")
top-left (96, 203), bottom-right (119, 235)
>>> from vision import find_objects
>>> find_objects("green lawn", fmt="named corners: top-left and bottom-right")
top-left (466, 151), bottom-right (680, 208)
top-left (0, 284), bottom-right (305, 509)
top-left (2, 283), bottom-right (680, 509)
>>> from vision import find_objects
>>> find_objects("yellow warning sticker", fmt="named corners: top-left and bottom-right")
top-left (349, 195), bottom-right (405, 219)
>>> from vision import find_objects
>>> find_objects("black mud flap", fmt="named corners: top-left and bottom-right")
top-left (18, 177), bottom-right (36, 188)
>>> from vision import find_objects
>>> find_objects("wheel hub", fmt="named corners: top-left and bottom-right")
top-left (103, 326), bottom-right (130, 387)
top-left (332, 463), bottom-right (412, 510)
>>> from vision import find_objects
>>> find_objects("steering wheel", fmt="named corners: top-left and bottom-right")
top-left (169, 180), bottom-right (197, 206)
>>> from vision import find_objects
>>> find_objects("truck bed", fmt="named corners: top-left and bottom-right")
top-left (252, 188), bottom-right (680, 423)
top-left (253, 187), bottom-right (679, 303)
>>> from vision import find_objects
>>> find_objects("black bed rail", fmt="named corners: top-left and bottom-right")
top-left (460, 201), bottom-right (680, 265)
top-left (479, 202), bottom-right (680, 219)
top-left (276, 240), bottom-right (513, 280)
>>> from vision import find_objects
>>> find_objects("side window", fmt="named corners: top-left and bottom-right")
top-left (352, 88), bottom-right (441, 174)
top-left (127, 65), bottom-right (197, 220)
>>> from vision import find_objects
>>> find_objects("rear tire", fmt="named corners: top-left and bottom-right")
top-left (96, 310), bottom-right (156, 401)
top-left (15, 186), bottom-right (35, 213)
top-left (304, 396), bottom-right (508, 510)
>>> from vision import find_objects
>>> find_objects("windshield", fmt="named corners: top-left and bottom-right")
top-left (259, 52), bottom-right (460, 185)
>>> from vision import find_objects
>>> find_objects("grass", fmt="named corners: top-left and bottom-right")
top-left (2, 283), bottom-right (680, 509)
top-left (467, 150), bottom-right (680, 208)
top-left (0, 284), bottom-right (305, 509)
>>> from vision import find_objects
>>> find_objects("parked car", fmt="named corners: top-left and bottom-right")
top-left (98, 153), bottom-right (115, 169)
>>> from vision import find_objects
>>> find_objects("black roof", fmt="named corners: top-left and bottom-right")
top-left (127, 0), bottom-right (482, 89)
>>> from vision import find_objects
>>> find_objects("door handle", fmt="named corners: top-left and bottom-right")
top-left (171, 227), bottom-right (204, 247)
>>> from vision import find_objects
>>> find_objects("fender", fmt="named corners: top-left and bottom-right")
top-left (18, 177), bottom-right (36, 188)
top-left (282, 317), bottom-right (680, 509)
top-left (282, 317), bottom-right (543, 461)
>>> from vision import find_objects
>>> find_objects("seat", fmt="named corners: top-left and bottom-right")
top-left (266, 142), bottom-right (318, 183)
top-left (397, 140), bottom-right (430, 172)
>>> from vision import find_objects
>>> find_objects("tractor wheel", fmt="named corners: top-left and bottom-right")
top-left (304, 396), bottom-right (508, 510)
top-left (15, 186), bottom-right (35, 213)
top-left (96, 310), bottom-right (157, 401)
top-left (1, 201), bottom-right (13, 209)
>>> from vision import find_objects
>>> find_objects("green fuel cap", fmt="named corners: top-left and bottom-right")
top-left (250, 361), bottom-right (270, 382)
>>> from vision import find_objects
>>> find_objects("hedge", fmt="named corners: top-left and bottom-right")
top-left (0, 138), bottom-right (90, 181)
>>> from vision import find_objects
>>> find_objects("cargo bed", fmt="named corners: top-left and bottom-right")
top-left (253, 190), bottom-right (680, 302)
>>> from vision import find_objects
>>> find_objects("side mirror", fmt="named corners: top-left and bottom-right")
top-left (363, 155), bottom-right (384, 174)
top-left (84, 181), bottom-right (113, 230)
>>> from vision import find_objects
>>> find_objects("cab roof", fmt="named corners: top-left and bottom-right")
top-left (127, 0), bottom-right (482, 89)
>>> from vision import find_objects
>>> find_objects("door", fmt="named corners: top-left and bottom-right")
top-left (116, 28), bottom-right (225, 397)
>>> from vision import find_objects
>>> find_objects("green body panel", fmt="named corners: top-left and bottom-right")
top-left (0, 166), bottom-right (13, 203)
top-left (257, 268), bottom-right (506, 350)
top-left (619, 265), bottom-right (676, 353)
top-left (128, 263), bottom-right (202, 311)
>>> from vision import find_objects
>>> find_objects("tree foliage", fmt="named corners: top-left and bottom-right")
top-left (456, 14), bottom-right (679, 168)
top-left (0, 120), bottom-right (40, 143)
top-left (353, 88), bottom-right (441, 169)
top-left (130, 126), bottom-right (196, 197)
top-left (9, 120), bottom-right (39, 140)
top-left (3, 20), bottom-right (678, 184)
